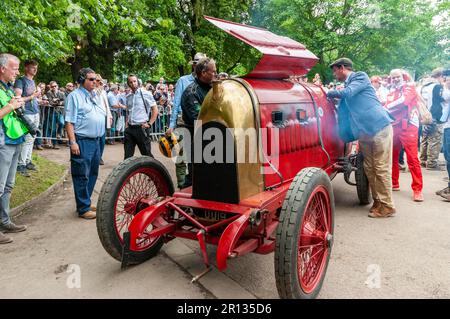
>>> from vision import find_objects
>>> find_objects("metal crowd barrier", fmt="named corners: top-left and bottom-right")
top-left (37, 105), bottom-right (170, 143)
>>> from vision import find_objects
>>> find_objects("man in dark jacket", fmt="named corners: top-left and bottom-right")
top-left (45, 81), bottom-right (65, 149)
top-left (327, 58), bottom-right (395, 218)
top-left (181, 57), bottom-right (217, 188)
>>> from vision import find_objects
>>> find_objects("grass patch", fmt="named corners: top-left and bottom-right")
top-left (11, 154), bottom-right (66, 209)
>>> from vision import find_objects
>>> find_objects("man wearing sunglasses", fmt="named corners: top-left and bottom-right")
top-left (64, 68), bottom-right (106, 220)
top-left (65, 82), bottom-right (74, 97)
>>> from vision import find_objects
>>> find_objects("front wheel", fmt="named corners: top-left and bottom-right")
top-left (96, 156), bottom-right (174, 265)
top-left (275, 167), bottom-right (334, 299)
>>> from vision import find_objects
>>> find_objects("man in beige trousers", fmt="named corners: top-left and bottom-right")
top-left (327, 58), bottom-right (396, 218)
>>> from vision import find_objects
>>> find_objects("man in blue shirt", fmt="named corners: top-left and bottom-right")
top-left (65, 68), bottom-right (106, 219)
top-left (14, 60), bottom-right (41, 177)
top-left (327, 58), bottom-right (395, 218)
top-left (166, 52), bottom-right (206, 188)
top-left (0, 53), bottom-right (28, 244)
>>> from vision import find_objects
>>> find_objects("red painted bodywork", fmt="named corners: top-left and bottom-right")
top-left (126, 16), bottom-right (348, 274)
top-left (204, 15), bottom-right (318, 78)
top-left (247, 79), bottom-right (344, 187)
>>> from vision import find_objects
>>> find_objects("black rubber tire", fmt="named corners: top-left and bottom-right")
top-left (275, 167), bottom-right (335, 299)
top-left (355, 152), bottom-right (370, 205)
top-left (96, 156), bottom-right (174, 265)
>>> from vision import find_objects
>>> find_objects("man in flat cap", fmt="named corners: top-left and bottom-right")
top-left (327, 58), bottom-right (395, 218)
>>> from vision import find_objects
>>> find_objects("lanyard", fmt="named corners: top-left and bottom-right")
top-left (0, 81), bottom-right (14, 98)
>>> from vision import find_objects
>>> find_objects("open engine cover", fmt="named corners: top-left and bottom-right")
top-left (204, 16), bottom-right (319, 79)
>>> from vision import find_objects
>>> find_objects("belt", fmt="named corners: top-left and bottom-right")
top-left (128, 124), bottom-right (146, 128)
top-left (76, 135), bottom-right (102, 140)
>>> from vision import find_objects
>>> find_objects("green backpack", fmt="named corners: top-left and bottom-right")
top-left (0, 87), bottom-right (29, 139)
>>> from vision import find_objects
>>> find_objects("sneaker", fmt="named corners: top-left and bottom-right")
top-left (17, 165), bottom-right (30, 177)
top-left (399, 163), bottom-right (406, 171)
top-left (439, 188), bottom-right (450, 201)
top-left (99, 159), bottom-right (104, 165)
top-left (0, 231), bottom-right (13, 244)
top-left (413, 191), bottom-right (424, 202)
top-left (26, 162), bottom-right (38, 171)
top-left (51, 144), bottom-right (60, 150)
top-left (436, 187), bottom-right (448, 196)
top-left (368, 205), bottom-right (396, 218)
top-left (0, 222), bottom-right (27, 233)
top-left (79, 211), bottom-right (96, 219)
top-left (36, 145), bottom-right (44, 151)
top-left (392, 186), bottom-right (400, 191)
top-left (420, 162), bottom-right (427, 168)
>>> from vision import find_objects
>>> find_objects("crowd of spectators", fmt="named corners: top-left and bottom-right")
top-left (291, 66), bottom-right (449, 206)
top-left (16, 73), bottom-right (176, 175)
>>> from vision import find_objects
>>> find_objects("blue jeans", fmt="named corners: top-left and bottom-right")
top-left (0, 144), bottom-right (22, 225)
top-left (71, 136), bottom-right (101, 215)
top-left (56, 112), bottom-right (64, 137)
top-left (444, 128), bottom-right (450, 188)
top-left (99, 133), bottom-right (106, 158)
top-left (43, 110), bottom-right (63, 139)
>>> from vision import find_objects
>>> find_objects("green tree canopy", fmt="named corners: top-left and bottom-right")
top-left (253, 0), bottom-right (449, 81)
top-left (0, 0), bottom-right (447, 84)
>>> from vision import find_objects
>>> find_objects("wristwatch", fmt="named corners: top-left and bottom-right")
top-left (69, 140), bottom-right (77, 146)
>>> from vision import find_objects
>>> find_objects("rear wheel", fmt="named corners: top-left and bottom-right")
top-left (275, 167), bottom-right (334, 299)
top-left (355, 152), bottom-right (370, 205)
top-left (96, 156), bottom-right (174, 265)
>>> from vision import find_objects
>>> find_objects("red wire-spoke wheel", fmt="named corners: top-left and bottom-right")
top-left (96, 157), bottom-right (174, 265)
top-left (275, 167), bottom-right (335, 299)
top-left (297, 185), bottom-right (333, 294)
top-left (114, 167), bottom-right (170, 251)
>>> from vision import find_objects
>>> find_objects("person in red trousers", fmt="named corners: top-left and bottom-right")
top-left (385, 69), bottom-right (424, 202)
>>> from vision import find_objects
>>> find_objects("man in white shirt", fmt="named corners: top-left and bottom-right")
top-left (124, 74), bottom-right (158, 159)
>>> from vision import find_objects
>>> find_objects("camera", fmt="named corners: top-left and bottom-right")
top-left (14, 107), bottom-right (40, 137)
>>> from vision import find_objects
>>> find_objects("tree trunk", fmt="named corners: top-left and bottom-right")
top-left (178, 65), bottom-right (185, 78)
top-left (70, 51), bottom-right (83, 83)
top-left (95, 47), bottom-right (115, 81)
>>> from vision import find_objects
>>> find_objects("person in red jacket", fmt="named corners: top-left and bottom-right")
top-left (385, 69), bottom-right (424, 202)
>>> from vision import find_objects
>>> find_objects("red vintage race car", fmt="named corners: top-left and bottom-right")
top-left (96, 16), bottom-right (369, 299)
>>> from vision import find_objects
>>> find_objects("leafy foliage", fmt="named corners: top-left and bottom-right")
top-left (0, 0), bottom-right (447, 84)
top-left (254, 0), bottom-right (449, 81)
